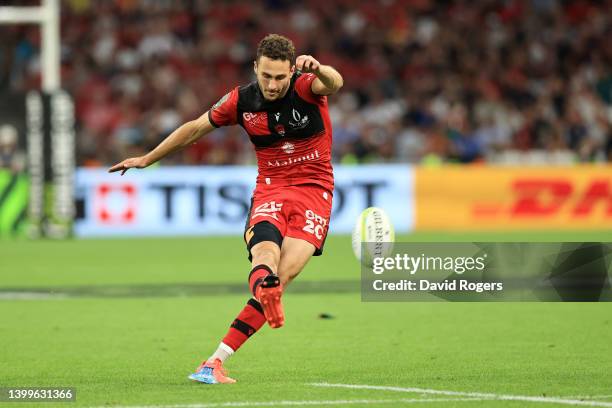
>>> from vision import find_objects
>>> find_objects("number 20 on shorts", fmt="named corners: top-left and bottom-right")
top-left (303, 209), bottom-right (327, 239)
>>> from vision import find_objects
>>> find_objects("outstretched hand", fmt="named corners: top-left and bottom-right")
top-left (295, 55), bottom-right (320, 74)
top-left (108, 156), bottom-right (148, 175)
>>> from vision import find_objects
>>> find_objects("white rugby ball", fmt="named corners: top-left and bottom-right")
top-left (352, 207), bottom-right (395, 266)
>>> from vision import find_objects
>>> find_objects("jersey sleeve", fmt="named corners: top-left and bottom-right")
top-left (294, 73), bottom-right (325, 105)
top-left (208, 87), bottom-right (239, 127)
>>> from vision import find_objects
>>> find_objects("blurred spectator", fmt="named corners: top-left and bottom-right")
top-left (1, 0), bottom-right (611, 165)
top-left (0, 125), bottom-right (26, 173)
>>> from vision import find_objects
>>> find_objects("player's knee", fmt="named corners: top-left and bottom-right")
top-left (245, 221), bottom-right (283, 265)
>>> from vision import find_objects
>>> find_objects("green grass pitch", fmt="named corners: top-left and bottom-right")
top-left (1, 231), bottom-right (611, 408)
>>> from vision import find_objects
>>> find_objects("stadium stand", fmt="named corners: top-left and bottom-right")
top-left (1, 0), bottom-right (611, 166)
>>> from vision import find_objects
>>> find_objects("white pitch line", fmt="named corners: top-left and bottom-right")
top-left (310, 383), bottom-right (612, 407)
top-left (88, 397), bottom-right (487, 408)
top-left (564, 397), bottom-right (612, 401)
top-left (0, 292), bottom-right (67, 300)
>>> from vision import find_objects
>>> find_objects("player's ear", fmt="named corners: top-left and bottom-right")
top-left (290, 64), bottom-right (295, 75)
top-left (253, 60), bottom-right (258, 75)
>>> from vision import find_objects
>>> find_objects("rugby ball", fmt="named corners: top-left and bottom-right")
top-left (352, 207), bottom-right (395, 266)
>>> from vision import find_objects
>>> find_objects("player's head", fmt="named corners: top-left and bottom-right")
top-left (254, 34), bottom-right (295, 101)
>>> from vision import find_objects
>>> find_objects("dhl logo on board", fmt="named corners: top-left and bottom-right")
top-left (415, 166), bottom-right (612, 230)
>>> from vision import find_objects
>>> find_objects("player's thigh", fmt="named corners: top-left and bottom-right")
top-left (277, 236), bottom-right (316, 285)
top-left (244, 185), bottom-right (288, 268)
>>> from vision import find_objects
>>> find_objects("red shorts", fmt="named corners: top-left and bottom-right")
top-left (245, 183), bottom-right (333, 255)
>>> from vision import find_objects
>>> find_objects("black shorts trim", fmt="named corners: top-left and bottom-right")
top-left (313, 235), bottom-right (326, 257)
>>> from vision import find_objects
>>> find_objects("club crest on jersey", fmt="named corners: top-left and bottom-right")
top-left (243, 112), bottom-right (267, 126)
top-left (281, 142), bottom-right (295, 154)
top-left (289, 108), bottom-right (309, 129)
top-left (275, 124), bottom-right (286, 136)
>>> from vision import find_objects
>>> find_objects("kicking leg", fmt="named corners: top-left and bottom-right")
top-left (251, 241), bottom-right (284, 328)
top-left (249, 240), bottom-right (280, 295)
top-left (250, 237), bottom-right (314, 332)
top-left (249, 237), bottom-right (315, 329)
top-left (243, 221), bottom-right (285, 328)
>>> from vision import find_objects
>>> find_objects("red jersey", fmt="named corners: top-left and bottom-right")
top-left (208, 72), bottom-right (334, 191)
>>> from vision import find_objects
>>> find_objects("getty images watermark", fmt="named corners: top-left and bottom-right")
top-left (361, 243), bottom-right (612, 302)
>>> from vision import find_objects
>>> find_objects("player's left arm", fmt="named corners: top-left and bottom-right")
top-left (296, 55), bottom-right (343, 96)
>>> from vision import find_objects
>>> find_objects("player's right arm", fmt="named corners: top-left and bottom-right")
top-left (108, 112), bottom-right (215, 175)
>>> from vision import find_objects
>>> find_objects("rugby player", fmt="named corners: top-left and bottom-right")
top-left (109, 34), bottom-right (343, 384)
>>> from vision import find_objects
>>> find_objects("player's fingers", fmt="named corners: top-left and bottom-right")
top-left (108, 163), bottom-right (124, 173)
top-left (121, 168), bottom-right (128, 176)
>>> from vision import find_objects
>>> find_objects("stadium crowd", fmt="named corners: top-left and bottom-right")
top-left (1, 0), bottom-right (611, 166)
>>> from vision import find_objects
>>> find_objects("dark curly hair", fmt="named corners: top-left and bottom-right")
top-left (256, 34), bottom-right (295, 63)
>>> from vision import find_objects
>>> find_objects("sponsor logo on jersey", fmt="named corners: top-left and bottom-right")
top-left (281, 142), bottom-right (295, 154)
top-left (251, 201), bottom-right (283, 220)
top-left (267, 150), bottom-right (320, 167)
top-left (303, 208), bottom-right (328, 239)
top-left (289, 108), bottom-right (309, 129)
top-left (274, 112), bottom-right (280, 121)
top-left (243, 112), bottom-right (267, 127)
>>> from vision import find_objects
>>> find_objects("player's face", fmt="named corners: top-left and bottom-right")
top-left (254, 56), bottom-right (295, 101)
